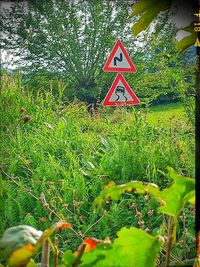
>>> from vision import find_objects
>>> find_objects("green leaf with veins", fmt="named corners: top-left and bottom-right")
top-left (79, 227), bottom-right (162, 267)
top-left (93, 167), bottom-right (195, 220)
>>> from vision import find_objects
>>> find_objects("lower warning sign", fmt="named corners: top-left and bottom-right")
top-left (103, 73), bottom-right (140, 106)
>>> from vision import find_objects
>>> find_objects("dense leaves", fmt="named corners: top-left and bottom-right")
top-left (77, 227), bottom-right (162, 267)
top-left (1, 0), bottom-right (130, 103)
top-left (94, 167), bottom-right (195, 219)
top-left (0, 225), bottom-right (162, 267)
top-left (1, 1), bottom-right (196, 106)
top-left (0, 0), bottom-right (197, 265)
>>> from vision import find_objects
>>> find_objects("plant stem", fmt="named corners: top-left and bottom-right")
top-left (41, 239), bottom-right (50, 267)
top-left (0, 167), bottom-right (83, 239)
top-left (72, 243), bottom-right (86, 267)
top-left (83, 212), bottom-right (105, 236)
top-left (165, 216), bottom-right (174, 267)
top-left (54, 237), bottom-right (59, 267)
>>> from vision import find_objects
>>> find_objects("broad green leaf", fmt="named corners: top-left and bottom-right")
top-left (176, 24), bottom-right (197, 51)
top-left (188, 194), bottom-right (195, 205)
top-left (132, 5), bottom-right (165, 36)
top-left (130, 0), bottom-right (170, 17)
top-left (79, 244), bottom-right (114, 267)
top-left (79, 227), bottom-right (162, 267)
top-left (26, 259), bottom-right (37, 267)
top-left (93, 180), bottom-right (160, 209)
top-left (158, 167), bottom-right (195, 217)
top-left (130, 0), bottom-right (195, 51)
top-left (113, 228), bottom-right (162, 267)
top-left (130, 0), bottom-right (156, 17)
top-left (131, 0), bottom-right (171, 36)
top-left (62, 250), bottom-right (76, 266)
top-left (93, 168), bottom-right (195, 220)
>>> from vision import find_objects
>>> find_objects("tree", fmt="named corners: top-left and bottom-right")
top-left (1, 0), bottom-right (131, 103)
top-left (1, 1), bottom-right (196, 107)
top-left (126, 16), bottom-right (196, 106)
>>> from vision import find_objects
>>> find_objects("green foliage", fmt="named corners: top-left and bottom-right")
top-left (0, 1), bottom-right (197, 265)
top-left (62, 250), bottom-right (76, 266)
top-left (1, 1), bottom-right (196, 106)
top-left (160, 167), bottom-right (195, 212)
top-left (93, 167), bottom-right (195, 219)
top-left (0, 72), bottom-right (195, 264)
top-left (1, 0), bottom-right (130, 103)
top-left (130, 0), bottom-right (197, 52)
top-left (0, 224), bottom-right (162, 267)
top-left (77, 228), bottom-right (162, 267)
top-left (126, 18), bottom-right (196, 107)
top-left (130, 0), bottom-right (171, 36)
top-left (26, 260), bottom-right (37, 267)
top-left (93, 166), bottom-right (195, 255)
top-left (175, 24), bottom-right (197, 52)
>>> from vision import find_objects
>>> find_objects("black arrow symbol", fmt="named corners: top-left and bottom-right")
top-left (114, 52), bottom-right (123, 66)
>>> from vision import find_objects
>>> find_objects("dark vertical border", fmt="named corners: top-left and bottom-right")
top-left (195, 5), bottom-right (200, 236)
top-left (195, 0), bottom-right (200, 262)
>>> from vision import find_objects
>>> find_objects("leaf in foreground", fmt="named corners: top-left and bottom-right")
top-left (93, 167), bottom-right (195, 220)
top-left (130, 0), bottom-right (171, 36)
top-left (79, 227), bottom-right (162, 267)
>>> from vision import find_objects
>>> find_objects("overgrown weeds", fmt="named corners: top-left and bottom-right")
top-left (0, 72), bottom-right (195, 261)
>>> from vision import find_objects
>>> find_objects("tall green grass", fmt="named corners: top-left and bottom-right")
top-left (0, 72), bottom-right (195, 255)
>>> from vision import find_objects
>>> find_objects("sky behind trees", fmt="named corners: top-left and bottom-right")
top-left (0, 0), bottom-right (195, 69)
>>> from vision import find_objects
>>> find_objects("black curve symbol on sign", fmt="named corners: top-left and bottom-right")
top-left (114, 52), bottom-right (123, 66)
top-left (114, 86), bottom-right (128, 102)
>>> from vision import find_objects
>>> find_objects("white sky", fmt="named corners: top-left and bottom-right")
top-left (1, 1), bottom-right (14, 66)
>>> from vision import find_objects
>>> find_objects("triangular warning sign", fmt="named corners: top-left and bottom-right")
top-left (103, 40), bottom-right (137, 73)
top-left (194, 37), bottom-right (200, 47)
top-left (103, 73), bottom-right (140, 106)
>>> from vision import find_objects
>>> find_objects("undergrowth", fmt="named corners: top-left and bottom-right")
top-left (0, 72), bottom-right (195, 263)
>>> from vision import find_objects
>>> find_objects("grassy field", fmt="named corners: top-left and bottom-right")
top-left (0, 73), bottom-right (196, 264)
top-left (147, 102), bottom-right (185, 124)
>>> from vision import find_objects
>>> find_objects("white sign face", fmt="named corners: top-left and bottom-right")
top-left (109, 47), bottom-right (130, 68)
top-left (109, 79), bottom-right (134, 102)
top-left (103, 40), bottom-right (137, 73)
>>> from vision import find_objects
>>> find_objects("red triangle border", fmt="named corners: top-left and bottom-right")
top-left (103, 40), bottom-right (137, 73)
top-left (103, 73), bottom-right (140, 106)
